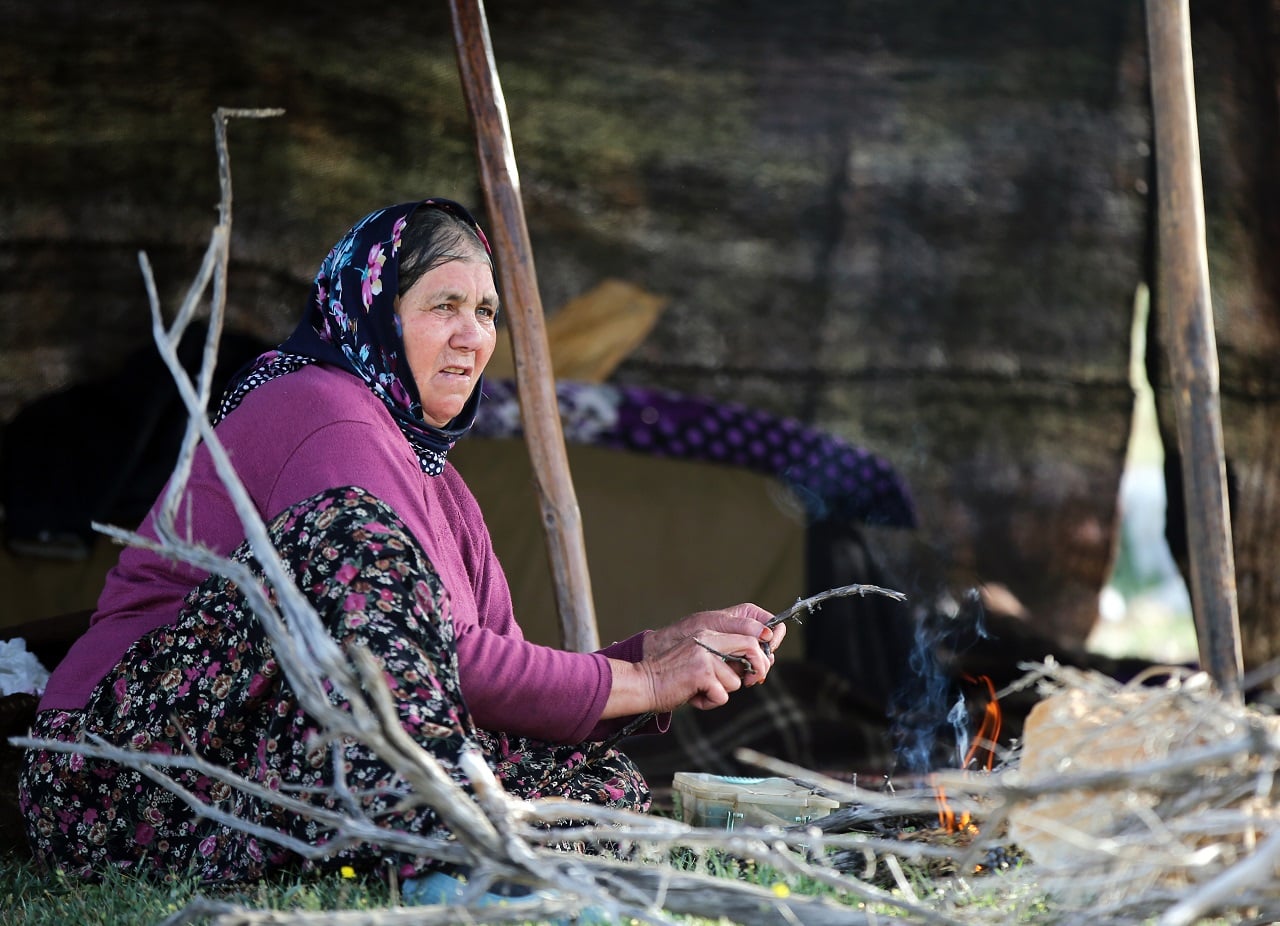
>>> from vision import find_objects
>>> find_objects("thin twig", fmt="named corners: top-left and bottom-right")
top-left (766, 582), bottom-right (908, 630)
top-left (693, 637), bottom-right (756, 673)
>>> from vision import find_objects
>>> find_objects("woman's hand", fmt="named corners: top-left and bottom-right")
top-left (642, 602), bottom-right (784, 660)
top-left (601, 603), bottom-right (786, 719)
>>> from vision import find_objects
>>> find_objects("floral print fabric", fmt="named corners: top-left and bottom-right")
top-left (18, 487), bottom-right (648, 883)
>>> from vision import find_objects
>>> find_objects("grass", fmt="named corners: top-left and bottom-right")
top-left (0, 837), bottom-right (1055, 926)
top-left (0, 853), bottom-right (395, 926)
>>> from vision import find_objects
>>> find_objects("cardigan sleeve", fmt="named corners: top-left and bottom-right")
top-left (431, 466), bottom-right (632, 743)
top-left (455, 624), bottom-right (669, 743)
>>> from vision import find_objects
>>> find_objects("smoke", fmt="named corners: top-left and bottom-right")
top-left (888, 588), bottom-right (989, 775)
top-left (946, 689), bottom-right (969, 766)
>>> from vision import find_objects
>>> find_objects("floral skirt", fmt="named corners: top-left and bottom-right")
top-left (18, 487), bottom-right (648, 883)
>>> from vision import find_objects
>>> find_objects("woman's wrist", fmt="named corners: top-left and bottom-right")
top-left (600, 657), bottom-right (657, 719)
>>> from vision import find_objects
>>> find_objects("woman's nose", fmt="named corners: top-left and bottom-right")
top-left (450, 311), bottom-right (485, 349)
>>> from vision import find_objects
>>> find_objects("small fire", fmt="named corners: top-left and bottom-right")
top-left (962, 674), bottom-right (1002, 773)
top-left (936, 675), bottom-right (1002, 834)
top-left (935, 783), bottom-right (977, 835)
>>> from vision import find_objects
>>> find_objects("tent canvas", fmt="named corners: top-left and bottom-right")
top-left (451, 437), bottom-right (809, 651)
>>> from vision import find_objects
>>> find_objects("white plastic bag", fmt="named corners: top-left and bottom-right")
top-left (0, 638), bottom-right (50, 696)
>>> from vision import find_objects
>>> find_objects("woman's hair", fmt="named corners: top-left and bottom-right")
top-left (397, 204), bottom-right (493, 297)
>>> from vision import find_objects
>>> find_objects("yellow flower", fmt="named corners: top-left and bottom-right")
top-left (340, 865), bottom-right (356, 879)
top-left (771, 882), bottom-right (791, 898)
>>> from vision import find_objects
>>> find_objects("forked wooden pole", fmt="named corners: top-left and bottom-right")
top-left (1145, 0), bottom-right (1243, 695)
top-left (449, 0), bottom-right (600, 652)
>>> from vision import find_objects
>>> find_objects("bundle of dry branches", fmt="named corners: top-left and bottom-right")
top-left (744, 658), bottom-right (1280, 926)
top-left (993, 662), bottom-right (1280, 925)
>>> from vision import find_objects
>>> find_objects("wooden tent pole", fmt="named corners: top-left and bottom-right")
top-left (449, 0), bottom-right (600, 652)
top-left (1145, 0), bottom-right (1243, 695)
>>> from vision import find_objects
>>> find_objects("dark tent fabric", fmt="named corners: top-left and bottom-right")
top-left (1, 324), bottom-right (268, 558)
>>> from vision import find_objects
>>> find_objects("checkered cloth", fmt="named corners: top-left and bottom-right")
top-left (621, 660), bottom-right (896, 786)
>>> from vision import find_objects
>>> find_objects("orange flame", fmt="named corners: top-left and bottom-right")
top-left (936, 675), bottom-right (1002, 834)
top-left (962, 674), bottom-right (1002, 772)
top-left (936, 782), bottom-right (950, 830)
top-left (935, 782), bottom-right (976, 834)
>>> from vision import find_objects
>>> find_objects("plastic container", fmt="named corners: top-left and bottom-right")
top-left (671, 773), bottom-right (840, 830)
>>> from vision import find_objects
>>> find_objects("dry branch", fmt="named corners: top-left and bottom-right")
top-left (158, 898), bottom-right (583, 926)
top-left (766, 582), bottom-right (908, 631)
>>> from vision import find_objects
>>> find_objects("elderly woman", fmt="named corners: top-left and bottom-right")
top-left (19, 199), bottom-right (784, 885)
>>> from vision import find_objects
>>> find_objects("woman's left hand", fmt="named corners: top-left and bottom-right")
top-left (643, 602), bottom-right (786, 663)
top-left (600, 602), bottom-right (788, 720)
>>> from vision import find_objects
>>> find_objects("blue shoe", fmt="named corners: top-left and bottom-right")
top-left (402, 869), bottom-right (613, 923)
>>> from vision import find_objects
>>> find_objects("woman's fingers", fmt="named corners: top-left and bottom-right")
top-left (647, 602), bottom-right (776, 659)
top-left (637, 614), bottom-right (786, 713)
top-left (758, 620), bottom-right (787, 657)
top-left (693, 630), bottom-right (773, 685)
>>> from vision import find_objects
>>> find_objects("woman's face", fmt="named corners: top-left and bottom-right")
top-left (395, 256), bottom-right (500, 427)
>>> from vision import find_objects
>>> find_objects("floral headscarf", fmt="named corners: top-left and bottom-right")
top-left (215, 199), bottom-right (493, 476)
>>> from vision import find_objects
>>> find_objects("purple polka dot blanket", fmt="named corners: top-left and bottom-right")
top-left (472, 379), bottom-right (915, 529)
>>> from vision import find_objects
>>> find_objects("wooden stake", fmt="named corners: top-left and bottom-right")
top-left (1145, 0), bottom-right (1243, 695)
top-left (449, 0), bottom-right (600, 652)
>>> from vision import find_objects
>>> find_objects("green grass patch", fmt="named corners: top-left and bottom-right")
top-left (1, 842), bottom-right (1053, 925)
top-left (0, 852), bottom-right (393, 926)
